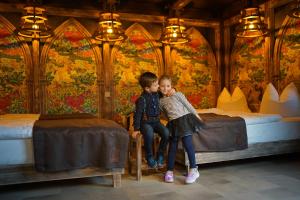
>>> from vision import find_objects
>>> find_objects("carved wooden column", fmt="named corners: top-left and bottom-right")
top-left (103, 42), bottom-right (113, 119)
top-left (223, 26), bottom-right (231, 90)
top-left (214, 24), bottom-right (222, 100)
top-left (163, 44), bottom-right (171, 74)
top-left (32, 38), bottom-right (41, 113)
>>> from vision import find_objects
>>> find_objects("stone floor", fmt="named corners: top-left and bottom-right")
top-left (1, 154), bottom-right (300, 200)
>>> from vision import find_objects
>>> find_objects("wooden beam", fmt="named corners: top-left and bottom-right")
top-left (171, 0), bottom-right (192, 10)
top-left (0, 2), bottom-right (219, 28)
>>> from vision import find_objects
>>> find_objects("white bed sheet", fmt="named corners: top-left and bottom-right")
top-left (0, 139), bottom-right (33, 165)
top-left (247, 119), bottom-right (300, 144)
top-left (0, 114), bottom-right (40, 139)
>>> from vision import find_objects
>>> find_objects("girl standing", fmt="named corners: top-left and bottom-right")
top-left (159, 75), bottom-right (204, 184)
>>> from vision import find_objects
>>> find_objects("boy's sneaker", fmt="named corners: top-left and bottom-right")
top-left (147, 158), bottom-right (157, 169)
top-left (164, 171), bottom-right (174, 183)
top-left (185, 168), bottom-right (200, 184)
top-left (157, 155), bottom-right (164, 168)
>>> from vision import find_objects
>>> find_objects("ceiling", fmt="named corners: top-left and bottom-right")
top-left (0, 0), bottom-right (269, 20)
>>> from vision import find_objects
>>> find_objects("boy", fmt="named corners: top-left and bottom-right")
top-left (133, 72), bottom-right (169, 168)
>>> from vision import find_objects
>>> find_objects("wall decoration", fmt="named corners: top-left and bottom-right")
top-left (171, 28), bottom-right (217, 109)
top-left (111, 23), bottom-right (163, 123)
top-left (0, 16), bottom-right (31, 113)
top-left (230, 36), bottom-right (267, 111)
top-left (278, 17), bottom-right (300, 92)
top-left (40, 18), bottom-right (101, 114)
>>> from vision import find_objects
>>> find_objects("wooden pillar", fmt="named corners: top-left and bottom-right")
top-left (265, 1), bottom-right (276, 87)
top-left (214, 25), bottom-right (222, 101)
top-left (32, 38), bottom-right (40, 113)
top-left (163, 44), bottom-right (171, 75)
top-left (223, 26), bottom-right (231, 90)
top-left (103, 42), bottom-right (113, 119)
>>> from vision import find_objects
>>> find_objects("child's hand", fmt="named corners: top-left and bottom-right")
top-left (131, 131), bottom-right (140, 139)
top-left (167, 88), bottom-right (176, 97)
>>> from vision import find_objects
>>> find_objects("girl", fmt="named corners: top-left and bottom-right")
top-left (159, 75), bottom-right (204, 184)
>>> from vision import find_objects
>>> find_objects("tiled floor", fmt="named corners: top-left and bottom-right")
top-left (1, 154), bottom-right (300, 200)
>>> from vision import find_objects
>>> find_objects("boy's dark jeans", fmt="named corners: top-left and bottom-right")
top-left (140, 120), bottom-right (169, 162)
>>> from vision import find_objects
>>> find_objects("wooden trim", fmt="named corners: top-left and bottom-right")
top-left (0, 3), bottom-right (219, 28)
top-left (0, 166), bottom-right (124, 188)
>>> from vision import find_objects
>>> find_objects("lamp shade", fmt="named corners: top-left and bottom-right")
top-left (18, 6), bottom-right (52, 39)
top-left (160, 17), bottom-right (190, 45)
top-left (236, 7), bottom-right (268, 38)
top-left (94, 12), bottom-right (126, 42)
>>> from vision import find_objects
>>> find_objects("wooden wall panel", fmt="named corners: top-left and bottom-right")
top-left (0, 15), bottom-right (32, 113)
top-left (170, 27), bottom-right (218, 109)
top-left (230, 37), bottom-right (268, 111)
top-left (274, 17), bottom-right (300, 92)
top-left (40, 18), bottom-right (102, 115)
top-left (111, 23), bottom-right (163, 124)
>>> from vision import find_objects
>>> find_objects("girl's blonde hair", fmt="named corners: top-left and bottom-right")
top-left (159, 75), bottom-right (172, 84)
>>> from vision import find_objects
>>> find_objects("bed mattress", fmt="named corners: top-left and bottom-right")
top-left (0, 114), bottom-right (40, 139)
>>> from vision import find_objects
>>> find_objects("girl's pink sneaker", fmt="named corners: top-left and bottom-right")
top-left (164, 171), bottom-right (174, 183)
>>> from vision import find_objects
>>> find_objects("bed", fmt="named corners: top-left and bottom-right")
top-left (176, 108), bottom-right (300, 170)
top-left (0, 114), bottom-right (128, 187)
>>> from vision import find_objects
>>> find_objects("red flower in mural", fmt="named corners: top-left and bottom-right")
top-left (130, 94), bottom-right (139, 103)
top-left (0, 29), bottom-right (11, 38)
top-left (0, 95), bottom-right (11, 111)
top-left (189, 39), bottom-right (201, 49)
top-left (187, 93), bottom-right (202, 107)
top-left (65, 94), bottom-right (84, 110)
top-left (64, 31), bottom-right (83, 42)
top-left (130, 35), bottom-right (147, 45)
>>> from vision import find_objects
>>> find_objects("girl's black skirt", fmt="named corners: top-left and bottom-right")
top-left (167, 113), bottom-right (204, 138)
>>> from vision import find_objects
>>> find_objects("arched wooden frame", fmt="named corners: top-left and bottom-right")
top-left (0, 15), bottom-right (33, 112)
top-left (110, 23), bottom-right (164, 118)
top-left (170, 27), bottom-right (219, 107)
top-left (274, 15), bottom-right (298, 90)
top-left (40, 18), bottom-right (103, 116)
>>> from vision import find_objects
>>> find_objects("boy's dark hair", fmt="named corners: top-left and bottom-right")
top-left (139, 72), bottom-right (158, 88)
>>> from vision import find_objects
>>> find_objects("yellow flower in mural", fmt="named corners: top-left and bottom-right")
top-left (53, 67), bottom-right (73, 84)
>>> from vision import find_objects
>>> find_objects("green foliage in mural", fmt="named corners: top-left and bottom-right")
top-left (0, 21), bottom-right (28, 113)
top-left (45, 24), bottom-right (98, 114)
top-left (248, 69), bottom-right (265, 83)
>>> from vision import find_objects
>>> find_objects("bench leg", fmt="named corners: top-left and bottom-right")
top-left (113, 174), bottom-right (122, 188)
top-left (136, 134), bottom-right (142, 181)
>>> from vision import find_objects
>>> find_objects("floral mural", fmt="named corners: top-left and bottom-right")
top-left (230, 36), bottom-right (267, 111)
top-left (112, 23), bottom-right (162, 123)
top-left (279, 18), bottom-right (300, 92)
top-left (0, 19), bottom-right (29, 113)
top-left (43, 21), bottom-right (98, 114)
top-left (171, 28), bottom-right (216, 109)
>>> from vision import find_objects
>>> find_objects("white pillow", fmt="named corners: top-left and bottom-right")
top-left (217, 87), bottom-right (251, 112)
top-left (260, 83), bottom-right (300, 117)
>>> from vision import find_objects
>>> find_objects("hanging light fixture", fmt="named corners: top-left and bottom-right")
top-left (160, 17), bottom-right (190, 45)
top-left (236, 4), bottom-right (268, 38)
top-left (18, 5), bottom-right (52, 39)
top-left (94, 0), bottom-right (126, 42)
top-left (289, 0), bottom-right (300, 18)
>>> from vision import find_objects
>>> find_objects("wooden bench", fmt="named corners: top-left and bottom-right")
top-left (127, 113), bottom-right (165, 181)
